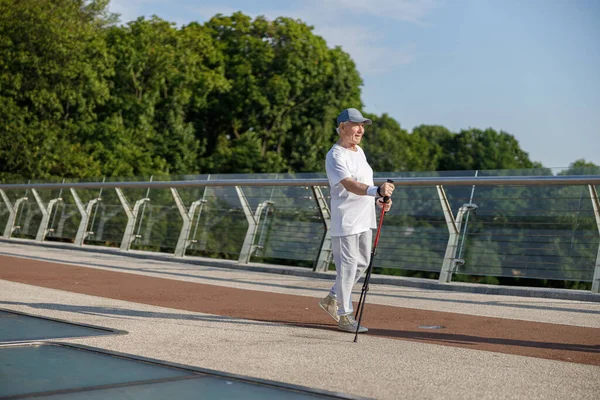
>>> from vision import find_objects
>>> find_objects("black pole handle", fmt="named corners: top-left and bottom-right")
top-left (382, 179), bottom-right (394, 203)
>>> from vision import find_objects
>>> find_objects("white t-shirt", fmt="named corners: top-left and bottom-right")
top-left (325, 144), bottom-right (376, 237)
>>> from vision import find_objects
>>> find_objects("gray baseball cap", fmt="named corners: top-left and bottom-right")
top-left (337, 108), bottom-right (372, 125)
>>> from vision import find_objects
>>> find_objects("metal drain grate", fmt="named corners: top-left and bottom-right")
top-left (418, 325), bottom-right (445, 330)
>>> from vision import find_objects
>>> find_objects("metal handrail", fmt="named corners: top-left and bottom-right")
top-left (1, 175), bottom-right (599, 190)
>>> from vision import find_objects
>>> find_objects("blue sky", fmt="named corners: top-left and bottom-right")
top-left (108, 0), bottom-right (600, 169)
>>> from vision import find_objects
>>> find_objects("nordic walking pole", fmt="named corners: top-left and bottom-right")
top-left (354, 179), bottom-right (393, 343)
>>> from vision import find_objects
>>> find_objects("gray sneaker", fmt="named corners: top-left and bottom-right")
top-left (338, 314), bottom-right (368, 333)
top-left (318, 294), bottom-right (339, 322)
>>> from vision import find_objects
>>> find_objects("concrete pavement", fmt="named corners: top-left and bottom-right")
top-left (1, 242), bottom-right (599, 399)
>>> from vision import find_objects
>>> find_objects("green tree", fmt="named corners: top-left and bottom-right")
top-left (440, 128), bottom-right (537, 171)
top-left (409, 126), bottom-right (539, 172)
top-left (409, 125), bottom-right (454, 171)
top-left (0, 0), bottom-right (114, 180)
top-left (559, 159), bottom-right (600, 175)
top-left (199, 13), bottom-right (363, 173)
top-left (362, 113), bottom-right (437, 172)
top-left (90, 17), bottom-right (228, 177)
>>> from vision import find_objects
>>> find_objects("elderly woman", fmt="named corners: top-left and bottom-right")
top-left (319, 108), bottom-right (394, 333)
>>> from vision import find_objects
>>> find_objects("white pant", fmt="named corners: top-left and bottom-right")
top-left (329, 230), bottom-right (372, 316)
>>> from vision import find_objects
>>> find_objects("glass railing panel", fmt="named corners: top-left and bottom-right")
top-left (251, 184), bottom-right (323, 266)
top-left (460, 183), bottom-right (598, 282)
top-left (371, 186), bottom-right (446, 273)
top-left (16, 178), bottom-right (72, 240)
top-left (370, 171), bottom-right (474, 274)
top-left (182, 173), bottom-right (324, 263)
top-left (116, 176), bottom-right (182, 252)
top-left (37, 177), bottom-right (102, 243)
top-left (77, 178), bottom-right (128, 247)
top-left (1, 168), bottom-right (598, 287)
top-left (130, 175), bottom-right (211, 253)
top-left (11, 194), bottom-right (40, 240)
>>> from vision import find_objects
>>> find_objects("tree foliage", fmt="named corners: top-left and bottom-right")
top-left (0, 1), bottom-right (590, 180)
top-left (198, 13), bottom-right (362, 173)
top-left (0, 0), bottom-right (113, 179)
top-left (362, 114), bottom-right (435, 172)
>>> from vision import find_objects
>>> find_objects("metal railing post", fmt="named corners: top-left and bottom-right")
top-left (589, 185), bottom-right (600, 293)
top-left (87, 177), bottom-right (105, 241)
top-left (0, 189), bottom-right (28, 238)
top-left (312, 186), bottom-right (333, 272)
top-left (115, 188), bottom-right (150, 251)
top-left (71, 188), bottom-right (101, 246)
top-left (193, 174), bottom-right (211, 251)
top-left (48, 179), bottom-right (65, 237)
top-left (235, 186), bottom-right (273, 264)
top-left (135, 176), bottom-right (152, 240)
top-left (438, 186), bottom-right (459, 283)
top-left (171, 187), bottom-right (206, 257)
top-left (31, 189), bottom-right (62, 242)
top-left (437, 185), bottom-right (477, 283)
top-left (457, 170), bottom-right (478, 260)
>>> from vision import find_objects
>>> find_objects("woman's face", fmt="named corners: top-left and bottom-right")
top-left (339, 122), bottom-right (365, 147)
